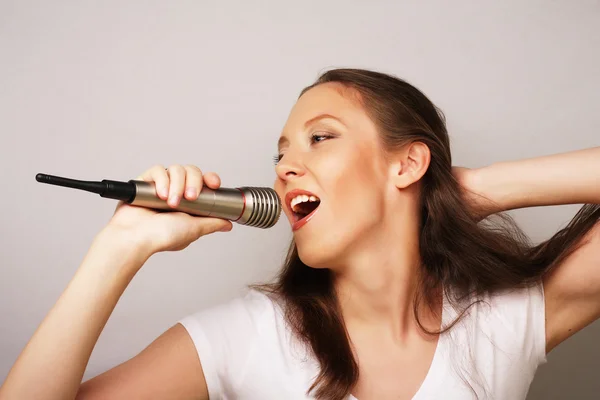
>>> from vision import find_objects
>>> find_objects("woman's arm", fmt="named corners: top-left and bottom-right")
top-left (0, 230), bottom-right (210, 400)
top-left (459, 146), bottom-right (600, 218)
top-left (0, 231), bottom-right (149, 399)
top-left (457, 146), bottom-right (600, 353)
top-left (75, 322), bottom-right (209, 400)
top-left (0, 164), bottom-right (228, 400)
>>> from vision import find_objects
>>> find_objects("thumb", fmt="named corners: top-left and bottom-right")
top-left (194, 218), bottom-right (233, 237)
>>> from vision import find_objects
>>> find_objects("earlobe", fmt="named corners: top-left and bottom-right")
top-left (393, 142), bottom-right (431, 189)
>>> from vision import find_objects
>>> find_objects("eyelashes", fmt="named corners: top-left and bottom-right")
top-left (273, 133), bottom-right (336, 165)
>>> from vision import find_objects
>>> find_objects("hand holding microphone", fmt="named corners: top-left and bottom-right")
top-left (36, 164), bottom-right (282, 256)
top-left (108, 165), bottom-right (236, 255)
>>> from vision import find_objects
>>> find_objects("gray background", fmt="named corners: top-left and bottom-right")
top-left (1, 1), bottom-right (599, 398)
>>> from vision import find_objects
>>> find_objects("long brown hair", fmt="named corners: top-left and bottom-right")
top-left (254, 68), bottom-right (600, 399)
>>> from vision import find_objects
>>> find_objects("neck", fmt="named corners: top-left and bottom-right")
top-left (333, 206), bottom-right (441, 342)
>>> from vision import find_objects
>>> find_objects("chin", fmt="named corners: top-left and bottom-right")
top-left (295, 235), bottom-right (347, 270)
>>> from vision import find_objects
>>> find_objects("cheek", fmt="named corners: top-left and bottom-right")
top-left (321, 151), bottom-right (386, 225)
top-left (323, 147), bottom-right (384, 202)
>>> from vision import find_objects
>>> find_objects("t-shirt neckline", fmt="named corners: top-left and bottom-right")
top-left (348, 289), bottom-right (448, 400)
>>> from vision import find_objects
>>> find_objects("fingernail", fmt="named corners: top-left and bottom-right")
top-left (219, 225), bottom-right (232, 232)
top-left (185, 188), bottom-right (196, 199)
top-left (169, 195), bottom-right (179, 206)
top-left (160, 187), bottom-right (169, 198)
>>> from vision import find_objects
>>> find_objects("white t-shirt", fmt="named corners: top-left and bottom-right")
top-left (178, 283), bottom-right (547, 399)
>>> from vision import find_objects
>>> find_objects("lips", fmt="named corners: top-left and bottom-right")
top-left (284, 189), bottom-right (321, 231)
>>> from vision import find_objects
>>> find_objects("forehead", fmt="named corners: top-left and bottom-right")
top-left (281, 83), bottom-right (366, 133)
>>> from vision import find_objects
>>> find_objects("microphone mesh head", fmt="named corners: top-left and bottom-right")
top-left (240, 187), bottom-right (282, 228)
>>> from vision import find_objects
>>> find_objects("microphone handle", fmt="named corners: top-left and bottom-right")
top-left (129, 180), bottom-right (245, 220)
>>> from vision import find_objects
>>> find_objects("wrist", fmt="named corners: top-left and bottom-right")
top-left (91, 227), bottom-right (154, 275)
top-left (467, 166), bottom-right (506, 218)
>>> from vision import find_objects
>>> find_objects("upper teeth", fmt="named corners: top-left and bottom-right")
top-left (291, 194), bottom-right (319, 211)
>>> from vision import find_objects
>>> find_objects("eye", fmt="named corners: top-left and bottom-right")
top-left (310, 133), bottom-right (334, 144)
top-left (273, 133), bottom-right (336, 165)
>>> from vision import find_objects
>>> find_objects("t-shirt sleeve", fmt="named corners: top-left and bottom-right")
top-left (177, 290), bottom-right (270, 399)
top-left (488, 281), bottom-right (548, 368)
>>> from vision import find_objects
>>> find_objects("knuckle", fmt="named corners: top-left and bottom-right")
top-left (186, 167), bottom-right (202, 182)
top-left (168, 165), bottom-right (186, 180)
top-left (186, 167), bottom-right (203, 186)
top-left (185, 165), bottom-right (202, 173)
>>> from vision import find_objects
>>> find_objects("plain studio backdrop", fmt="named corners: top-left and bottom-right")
top-left (0, 1), bottom-right (599, 398)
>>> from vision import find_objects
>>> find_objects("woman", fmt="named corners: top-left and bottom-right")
top-left (1, 69), bottom-right (599, 400)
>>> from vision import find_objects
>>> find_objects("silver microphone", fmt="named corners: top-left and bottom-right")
top-left (35, 173), bottom-right (282, 229)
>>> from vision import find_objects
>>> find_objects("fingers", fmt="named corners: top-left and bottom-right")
top-left (137, 165), bottom-right (169, 200)
top-left (136, 164), bottom-right (222, 208)
top-left (193, 217), bottom-right (233, 238)
top-left (167, 165), bottom-right (209, 207)
top-left (183, 165), bottom-right (203, 201)
top-left (166, 165), bottom-right (187, 207)
top-left (202, 172), bottom-right (221, 190)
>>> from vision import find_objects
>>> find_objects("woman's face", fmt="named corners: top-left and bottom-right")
top-left (274, 83), bottom-right (394, 269)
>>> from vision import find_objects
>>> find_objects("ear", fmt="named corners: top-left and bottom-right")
top-left (391, 142), bottom-right (431, 189)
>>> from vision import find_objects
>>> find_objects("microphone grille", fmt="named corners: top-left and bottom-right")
top-left (240, 187), bottom-right (282, 229)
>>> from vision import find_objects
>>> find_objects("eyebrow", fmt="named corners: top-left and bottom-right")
top-left (277, 113), bottom-right (346, 151)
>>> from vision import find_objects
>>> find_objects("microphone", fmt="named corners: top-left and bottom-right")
top-left (35, 173), bottom-right (281, 229)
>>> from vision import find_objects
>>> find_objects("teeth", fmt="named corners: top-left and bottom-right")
top-left (290, 194), bottom-right (320, 212)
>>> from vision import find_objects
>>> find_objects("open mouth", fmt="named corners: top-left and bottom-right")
top-left (286, 192), bottom-right (321, 229)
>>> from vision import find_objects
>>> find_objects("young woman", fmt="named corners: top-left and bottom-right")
top-left (1, 69), bottom-right (599, 400)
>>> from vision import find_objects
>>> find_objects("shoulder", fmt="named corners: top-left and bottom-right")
top-left (178, 288), bottom-right (285, 358)
top-left (179, 289), bottom-right (279, 331)
top-left (177, 289), bottom-right (285, 397)
top-left (480, 283), bottom-right (545, 335)
top-left (446, 283), bottom-right (547, 372)
top-left (437, 283), bottom-right (547, 397)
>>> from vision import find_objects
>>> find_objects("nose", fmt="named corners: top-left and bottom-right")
top-left (275, 152), bottom-right (306, 182)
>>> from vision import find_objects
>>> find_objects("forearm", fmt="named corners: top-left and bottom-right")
top-left (0, 232), bottom-right (150, 400)
top-left (476, 146), bottom-right (600, 214)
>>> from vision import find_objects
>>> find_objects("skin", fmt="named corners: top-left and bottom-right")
top-left (1, 83), bottom-right (599, 400)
